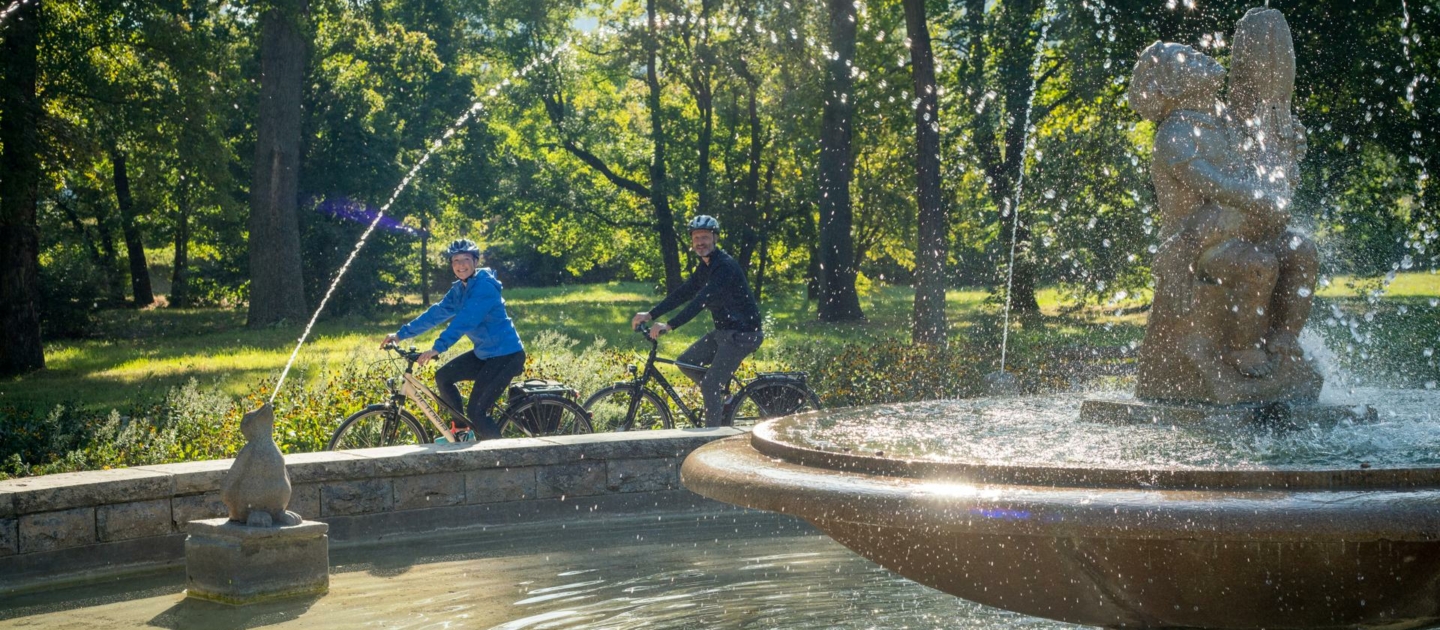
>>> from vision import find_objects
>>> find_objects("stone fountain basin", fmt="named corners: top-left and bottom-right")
top-left (681, 414), bottom-right (1440, 630)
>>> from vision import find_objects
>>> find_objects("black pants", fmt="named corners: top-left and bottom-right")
top-left (676, 329), bottom-right (764, 427)
top-left (434, 350), bottom-right (526, 439)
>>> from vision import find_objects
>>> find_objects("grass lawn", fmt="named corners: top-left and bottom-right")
top-left (4, 273), bottom-right (1437, 413)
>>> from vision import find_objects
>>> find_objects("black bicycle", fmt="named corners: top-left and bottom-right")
top-left (582, 324), bottom-right (821, 431)
top-left (328, 343), bottom-right (592, 450)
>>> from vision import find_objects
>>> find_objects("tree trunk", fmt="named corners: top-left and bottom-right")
top-left (905, 0), bottom-right (949, 344)
top-left (816, 0), bottom-right (864, 322)
top-left (170, 180), bottom-right (193, 308)
top-left (0, 0), bottom-right (46, 375)
top-left (111, 149), bottom-right (156, 307)
top-left (691, 0), bottom-right (715, 218)
top-left (734, 72), bottom-right (764, 273)
top-left (754, 158), bottom-right (777, 305)
top-left (965, 0), bottom-right (1043, 314)
top-left (247, 0), bottom-right (310, 327)
top-left (646, 0), bottom-right (683, 292)
top-left (420, 210), bottom-right (431, 305)
top-left (92, 203), bottom-right (127, 302)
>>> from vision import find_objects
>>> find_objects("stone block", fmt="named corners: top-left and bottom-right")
top-left (19, 507), bottom-right (96, 553)
top-left (2, 468), bottom-right (172, 514)
top-left (285, 451), bottom-right (375, 485)
top-left (321, 480), bottom-right (393, 516)
top-left (173, 493), bottom-right (228, 530)
top-left (98, 498), bottom-right (172, 542)
top-left (0, 518), bottom-right (16, 557)
top-left (536, 462), bottom-right (607, 499)
top-left (541, 428), bottom-right (744, 460)
top-left (346, 444), bottom-right (468, 477)
top-left (185, 518), bottom-right (328, 605)
top-left (465, 468), bottom-right (537, 504)
top-left (0, 490), bottom-right (14, 519)
top-left (135, 460), bottom-right (232, 495)
top-left (608, 458), bottom-right (679, 493)
top-left (393, 474), bottom-right (465, 511)
top-left (432, 438), bottom-right (575, 470)
top-left (289, 484), bottom-right (321, 520)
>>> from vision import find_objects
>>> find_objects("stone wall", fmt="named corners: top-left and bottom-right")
top-left (0, 428), bottom-right (743, 594)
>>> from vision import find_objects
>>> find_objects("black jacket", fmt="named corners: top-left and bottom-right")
top-left (649, 248), bottom-right (762, 332)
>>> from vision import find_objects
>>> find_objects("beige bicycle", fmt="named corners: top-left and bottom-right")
top-left (327, 343), bottom-right (592, 449)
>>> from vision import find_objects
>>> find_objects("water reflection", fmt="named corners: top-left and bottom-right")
top-left (0, 512), bottom-right (1078, 629)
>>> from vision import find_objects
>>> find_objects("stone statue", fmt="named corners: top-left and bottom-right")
top-left (221, 403), bottom-right (303, 527)
top-left (1128, 8), bottom-right (1322, 406)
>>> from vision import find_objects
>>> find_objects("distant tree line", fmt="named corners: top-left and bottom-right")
top-left (1, 0), bottom-right (1433, 375)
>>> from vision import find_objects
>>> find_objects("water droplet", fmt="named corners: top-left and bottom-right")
top-left (1298, 287), bottom-right (1312, 298)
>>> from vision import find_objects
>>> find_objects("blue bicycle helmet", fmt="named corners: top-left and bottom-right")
top-left (687, 215), bottom-right (720, 234)
top-left (442, 238), bottom-right (481, 262)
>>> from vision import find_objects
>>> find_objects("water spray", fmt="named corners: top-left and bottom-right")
top-left (991, 0), bottom-right (1059, 393)
top-left (268, 42), bottom-right (571, 404)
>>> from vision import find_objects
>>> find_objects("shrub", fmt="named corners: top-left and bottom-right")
top-left (780, 338), bottom-right (989, 408)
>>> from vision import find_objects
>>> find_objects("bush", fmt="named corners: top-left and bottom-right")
top-left (38, 242), bottom-right (105, 338)
top-left (0, 332), bottom-right (629, 479)
top-left (780, 338), bottom-right (989, 408)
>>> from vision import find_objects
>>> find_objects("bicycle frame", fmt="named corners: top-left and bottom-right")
top-left (398, 372), bottom-right (459, 443)
top-left (626, 332), bottom-right (745, 428)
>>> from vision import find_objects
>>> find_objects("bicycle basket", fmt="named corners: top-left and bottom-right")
top-left (508, 379), bottom-right (578, 434)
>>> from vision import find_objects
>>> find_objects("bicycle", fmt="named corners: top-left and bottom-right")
top-left (327, 343), bottom-right (593, 450)
top-left (582, 324), bottom-right (821, 431)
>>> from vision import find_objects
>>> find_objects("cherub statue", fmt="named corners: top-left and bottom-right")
top-left (1128, 9), bottom-right (1321, 405)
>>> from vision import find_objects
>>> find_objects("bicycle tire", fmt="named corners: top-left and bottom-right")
top-left (328, 404), bottom-right (428, 450)
top-left (500, 394), bottom-right (594, 438)
top-left (582, 383), bottom-right (673, 431)
top-left (725, 380), bottom-right (822, 428)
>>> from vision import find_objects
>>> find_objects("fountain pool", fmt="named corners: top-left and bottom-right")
top-left (0, 511), bottom-right (1084, 629)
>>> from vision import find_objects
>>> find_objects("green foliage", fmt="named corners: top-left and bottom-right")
top-left (784, 338), bottom-right (987, 407)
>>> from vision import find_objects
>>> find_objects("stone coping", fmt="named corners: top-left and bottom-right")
top-left (0, 428), bottom-right (743, 593)
top-left (754, 417), bottom-right (1440, 490)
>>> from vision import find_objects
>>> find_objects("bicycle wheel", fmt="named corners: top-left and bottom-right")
top-left (500, 394), bottom-right (594, 438)
top-left (328, 404), bottom-right (428, 450)
top-left (582, 383), bottom-right (673, 431)
top-left (725, 381), bottom-right (822, 428)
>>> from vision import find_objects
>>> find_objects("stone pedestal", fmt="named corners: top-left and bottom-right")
top-left (1080, 397), bottom-right (1376, 428)
top-left (184, 518), bottom-right (329, 605)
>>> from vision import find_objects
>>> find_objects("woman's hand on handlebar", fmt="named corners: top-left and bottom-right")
top-left (648, 322), bottom-right (671, 341)
top-left (416, 349), bottom-right (440, 367)
top-left (631, 312), bottom-right (653, 331)
top-left (380, 333), bottom-right (399, 350)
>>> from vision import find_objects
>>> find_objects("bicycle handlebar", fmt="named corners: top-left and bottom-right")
top-left (382, 341), bottom-right (424, 363)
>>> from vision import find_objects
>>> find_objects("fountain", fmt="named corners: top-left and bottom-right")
top-left (682, 8), bottom-right (1440, 630)
top-left (184, 404), bottom-right (329, 605)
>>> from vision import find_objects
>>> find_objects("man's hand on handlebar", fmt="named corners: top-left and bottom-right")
top-left (416, 349), bottom-right (440, 367)
top-left (648, 322), bottom-right (671, 341)
top-left (380, 333), bottom-right (399, 350)
top-left (631, 312), bottom-right (653, 331)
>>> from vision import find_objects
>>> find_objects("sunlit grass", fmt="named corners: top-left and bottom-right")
top-left (6, 273), bottom-right (1437, 412)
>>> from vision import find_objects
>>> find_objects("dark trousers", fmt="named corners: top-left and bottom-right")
top-left (434, 350), bottom-right (526, 439)
top-left (676, 329), bottom-right (763, 427)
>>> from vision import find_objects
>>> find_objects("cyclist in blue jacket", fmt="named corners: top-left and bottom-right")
top-left (380, 239), bottom-right (525, 440)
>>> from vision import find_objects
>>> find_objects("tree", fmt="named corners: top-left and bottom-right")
top-left (905, 0), bottom-right (948, 344)
top-left (0, 0), bottom-right (47, 375)
top-left (110, 148), bottom-right (155, 307)
top-left (247, 0), bottom-right (310, 327)
top-left (816, 0), bottom-right (865, 322)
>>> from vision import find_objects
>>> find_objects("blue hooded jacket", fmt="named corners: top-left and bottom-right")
top-left (395, 268), bottom-right (524, 359)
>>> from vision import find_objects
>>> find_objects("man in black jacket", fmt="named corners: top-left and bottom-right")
top-left (632, 215), bottom-right (763, 427)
